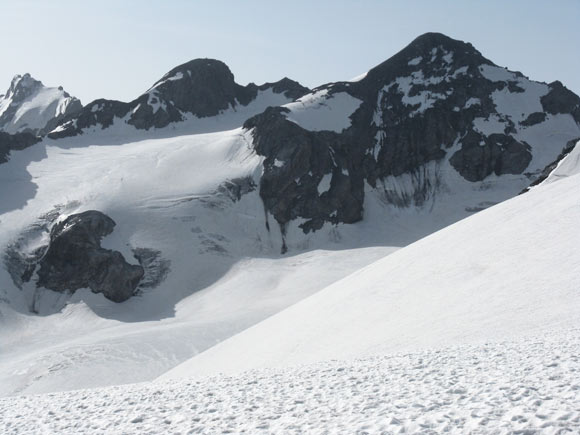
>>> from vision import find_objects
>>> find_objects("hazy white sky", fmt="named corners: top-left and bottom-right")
top-left (1, 0), bottom-right (578, 104)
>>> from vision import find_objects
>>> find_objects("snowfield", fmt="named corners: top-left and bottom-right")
top-left (1, 141), bottom-right (576, 434)
top-left (1, 328), bottom-right (578, 434)
top-left (0, 125), bottom-right (398, 396)
top-left (162, 167), bottom-right (580, 379)
top-left (1, 117), bottom-right (550, 396)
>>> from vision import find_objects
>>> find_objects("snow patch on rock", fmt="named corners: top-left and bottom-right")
top-left (283, 90), bottom-right (362, 133)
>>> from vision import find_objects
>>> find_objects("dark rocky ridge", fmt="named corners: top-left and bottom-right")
top-left (49, 59), bottom-right (309, 138)
top-left (246, 32), bottom-right (580, 237)
top-left (0, 131), bottom-right (41, 163)
top-left (37, 211), bottom-right (144, 303)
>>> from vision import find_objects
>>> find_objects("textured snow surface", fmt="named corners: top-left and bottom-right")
top-left (1, 329), bottom-right (579, 434)
top-left (165, 172), bottom-right (580, 378)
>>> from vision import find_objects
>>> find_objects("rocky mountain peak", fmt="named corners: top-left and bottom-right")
top-left (405, 32), bottom-right (481, 57)
top-left (144, 58), bottom-right (241, 119)
top-left (155, 58), bottom-right (235, 87)
top-left (356, 33), bottom-right (493, 95)
top-left (50, 59), bottom-right (309, 137)
top-left (4, 73), bottom-right (43, 102)
top-left (245, 33), bottom-right (580, 240)
top-left (0, 73), bottom-right (82, 136)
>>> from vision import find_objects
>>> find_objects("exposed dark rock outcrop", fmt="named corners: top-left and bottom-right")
top-left (540, 81), bottom-right (580, 122)
top-left (520, 112), bottom-right (546, 127)
top-left (449, 132), bottom-right (532, 182)
top-left (4, 208), bottom-right (62, 290)
top-left (245, 107), bottom-right (364, 236)
top-left (49, 60), bottom-right (309, 138)
top-left (0, 131), bottom-right (41, 163)
top-left (245, 32), bottom-right (580, 237)
top-left (37, 210), bottom-right (144, 303)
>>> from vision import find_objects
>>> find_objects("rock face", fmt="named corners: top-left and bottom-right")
top-left (49, 59), bottom-right (309, 138)
top-left (0, 131), bottom-right (41, 163)
top-left (0, 74), bottom-right (82, 136)
top-left (37, 211), bottom-right (144, 303)
top-left (246, 32), bottom-right (580, 236)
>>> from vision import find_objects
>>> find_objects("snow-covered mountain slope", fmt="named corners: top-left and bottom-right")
top-left (1, 32), bottom-right (579, 398)
top-left (162, 165), bottom-right (580, 379)
top-left (0, 124), bottom-right (400, 396)
top-left (0, 74), bottom-right (81, 136)
top-left (3, 328), bottom-right (579, 434)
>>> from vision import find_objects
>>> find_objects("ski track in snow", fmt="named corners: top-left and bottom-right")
top-left (1, 328), bottom-right (578, 434)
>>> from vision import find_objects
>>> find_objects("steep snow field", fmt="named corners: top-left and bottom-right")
top-left (163, 165), bottom-right (580, 379)
top-left (0, 245), bottom-right (392, 397)
top-left (2, 328), bottom-right (578, 434)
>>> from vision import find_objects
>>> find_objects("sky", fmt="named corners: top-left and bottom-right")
top-left (1, 0), bottom-right (579, 104)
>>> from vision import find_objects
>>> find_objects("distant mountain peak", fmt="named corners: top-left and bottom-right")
top-left (50, 58), bottom-right (310, 138)
top-left (359, 33), bottom-right (492, 89)
top-left (244, 32), bottom-right (580, 237)
top-left (5, 73), bottom-right (43, 101)
top-left (0, 74), bottom-right (82, 136)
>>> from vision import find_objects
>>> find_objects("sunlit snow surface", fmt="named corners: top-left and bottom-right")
top-left (0, 121), bottom-right (398, 396)
top-left (283, 89), bottom-right (362, 132)
top-left (0, 111), bottom-right (577, 398)
top-left (164, 167), bottom-right (580, 378)
top-left (1, 329), bottom-right (578, 434)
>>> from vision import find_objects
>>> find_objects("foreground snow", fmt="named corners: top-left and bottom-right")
top-left (162, 170), bottom-right (580, 379)
top-left (1, 328), bottom-right (578, 434)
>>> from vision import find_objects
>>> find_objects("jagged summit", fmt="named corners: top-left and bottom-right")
top-left (244, 32), bottom-right (580, 235)
top-left (4, 74), bottom-right (44, 101)
top-left (49, 58), bottom-right (310, 138)
top-left (0, 73), bottom-right (81, 136)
